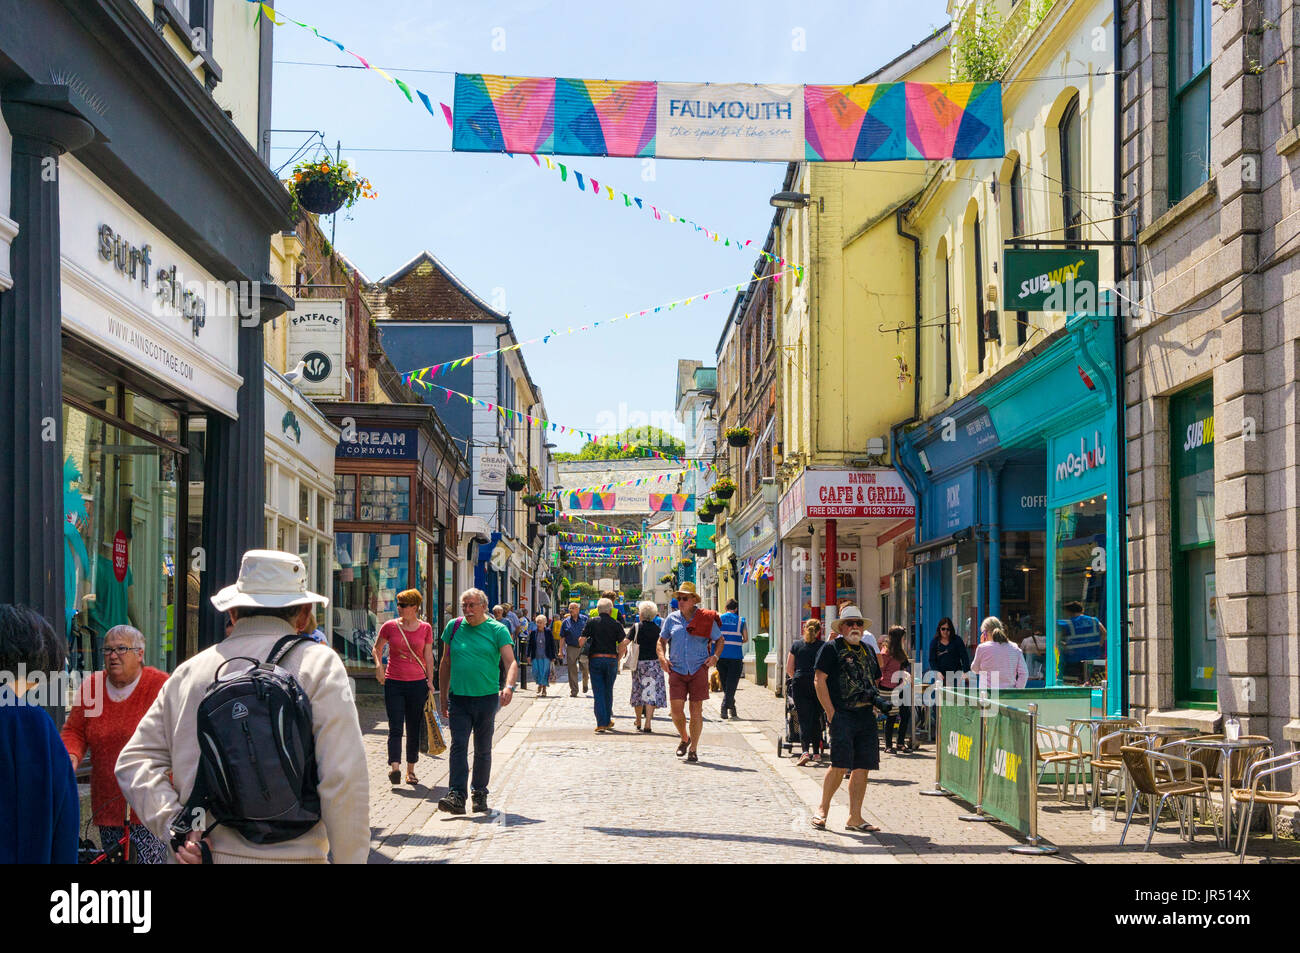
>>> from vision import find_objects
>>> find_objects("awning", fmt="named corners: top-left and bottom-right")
top-left (906, 528), bottom-right (972, 564)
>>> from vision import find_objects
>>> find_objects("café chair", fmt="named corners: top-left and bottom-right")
top-left (1119, 746), bottom-right (1217, 851)
top-left (1091, 719), bottom-right (1141, 817)
top-left (1232, 750), bottom-right (1300, 863)
top-left (1035, 724), bottom-right (1089, 802)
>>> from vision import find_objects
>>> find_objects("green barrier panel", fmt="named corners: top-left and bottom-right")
top-left (935, 689), bottom-right (982, 806)
top-left (940, 686), bottom-right (1093, 784)
top-left (981, 704), bottom-right (1035, 837)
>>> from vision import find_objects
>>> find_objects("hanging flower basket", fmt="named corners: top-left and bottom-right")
top-left (724, 426), bottom-right (753, 448)
top-left (698, 509), bottom-right (716, 523)
top-left (713, 477), bottom-right (737, 500)
top-left (506, 472), bottom-right (528, 492)
top-left (521, 493), bottom-right (542, 507)
top-left (545, 523), bottom-right (561, 535)
top-left (681, 557), bottom-right (694, 566)
top-left (289, 158), bottom-right (376, 217)
top-left (660, 574), bottom-right (674, 584)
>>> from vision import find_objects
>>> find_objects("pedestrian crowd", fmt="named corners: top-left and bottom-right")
top-left (0, 539), bottom-right (1041, 863)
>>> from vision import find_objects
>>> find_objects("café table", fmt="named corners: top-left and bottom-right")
top-left (1184, 737), bottom-right (1274, 849)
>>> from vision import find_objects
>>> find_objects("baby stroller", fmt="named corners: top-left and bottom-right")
top-left (777, 676), bottom-right (829, 760)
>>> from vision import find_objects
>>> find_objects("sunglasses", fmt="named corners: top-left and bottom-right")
top-left (842, 621), bottom-right (864, 628)
top-left (398, 603), bottom-right (417, 609)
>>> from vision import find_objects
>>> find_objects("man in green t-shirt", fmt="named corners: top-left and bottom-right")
top-left (436, 587), bottom-right (518, 816)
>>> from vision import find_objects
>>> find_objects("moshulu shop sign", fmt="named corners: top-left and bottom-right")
top-left (1003, 249), bottom-right (1100, 311)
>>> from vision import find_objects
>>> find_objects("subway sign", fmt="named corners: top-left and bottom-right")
top-left (1004, 249), bottom-right (1100, 311)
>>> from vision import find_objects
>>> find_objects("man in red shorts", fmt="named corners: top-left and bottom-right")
top-left (656, 582), bottom-right (723, 763)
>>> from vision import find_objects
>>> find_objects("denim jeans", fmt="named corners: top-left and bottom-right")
top-left (448, 692), bottom-right (499, 796)
top-left (589, 657), bottom-right (617, 726)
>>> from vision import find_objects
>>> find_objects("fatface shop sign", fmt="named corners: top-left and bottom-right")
top-left (97, 224), bottom-right (207, 336)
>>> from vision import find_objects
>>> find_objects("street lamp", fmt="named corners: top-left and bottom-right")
top-left (769, 191), bottom-right (811, 208)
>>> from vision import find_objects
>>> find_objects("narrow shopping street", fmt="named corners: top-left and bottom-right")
top-left (361, 676), bottom-right (1300, 865)
top-left (365, 674), bottom-right (892, 864)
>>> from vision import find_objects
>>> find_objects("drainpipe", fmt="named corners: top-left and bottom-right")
top-left (896, 208), bottom-right (923, 422)
top-left (1112, 0), bottom-right (1129, 717)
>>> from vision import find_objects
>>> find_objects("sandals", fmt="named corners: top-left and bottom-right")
top-left (796, 753), bottom-right (813, 767)
top-left (388, 767), bottom-right (401, 785)
top-left (406, 775), bottom-right (419, 785)
top-left (810, 814), bottom-right (827, 830)
top-left (686, 750), bottom-right (699, 763)
top-left (676, 741), bottom-right (690, 757)
top-left (845, 821), bottom-right (882, 833)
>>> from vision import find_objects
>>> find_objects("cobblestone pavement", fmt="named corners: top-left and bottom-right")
top-left (361, 675), bottom-right (1300, 864)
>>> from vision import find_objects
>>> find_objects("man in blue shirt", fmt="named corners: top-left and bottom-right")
top-left (1056, 600), bottom-right (1107, 684)
top-left (657, 582), bottom-right (723, 763)
top-left (560, 601), bottom-right (589, 697)
top-left (716, 598), bottom-right (748, 720)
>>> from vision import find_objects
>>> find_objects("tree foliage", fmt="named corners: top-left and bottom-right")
top-left (552, 426), bottom-right (685, 461)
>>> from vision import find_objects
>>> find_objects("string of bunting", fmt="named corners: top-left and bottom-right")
top-left (406, 379), bottom-right (712, 472)
top-left (555, 466), bottom-right (701, 494)
top-left (435, 106), bottom-right (803, 270)
top-left (398, 267), bottom-right (796, 386)
top-left (559, 513), bottom-right (695, 543)
top-left (248, 2), bottom-right (448, 123)
top-left (245, 5), bottom-right (805, 270)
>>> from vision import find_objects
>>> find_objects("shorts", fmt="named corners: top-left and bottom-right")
top-left (668, 666), bottom-right (710, 702)
top-left (830, 706), bottom-right (880, 771)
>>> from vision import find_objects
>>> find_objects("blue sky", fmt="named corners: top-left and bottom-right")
top-left (267, 0), bottom-right (951, 452)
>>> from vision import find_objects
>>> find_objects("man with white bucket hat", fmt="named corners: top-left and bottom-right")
top-left (117, 550), bottom-right (369, 863)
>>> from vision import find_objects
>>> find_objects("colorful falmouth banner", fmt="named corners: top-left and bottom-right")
top-left (453, 74), bottom-right (1003, 162)
top-left (566, 491), bottom-right (616, 511)
top-left (649, 493), bottom-right (695, 513)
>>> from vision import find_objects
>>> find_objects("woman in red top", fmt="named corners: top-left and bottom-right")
top-left (374, 588), bottom-right (435, 786)
top-left (878, 625), bottom-right (913, 754)
top-left (61, 625), bottom-right (168, 863)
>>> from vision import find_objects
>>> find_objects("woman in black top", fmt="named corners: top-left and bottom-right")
top-left (622, 601), bottom-right (667, 732)
top-left (927, 616), bottom-right (971, 682)
top-left (786, 619), bottom-right (827, 765)
top-left (580, 600), bottom-right (628, 732)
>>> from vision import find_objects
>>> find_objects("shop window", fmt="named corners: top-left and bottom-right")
top-left (1000, 531), bottom-right (1047, 684)
top-left (1059, 95), bottom-right (1083, 243)
top-left (360, 473), bottom-right (411, 521)
top-left (318, 495), bottom-right (328, 531)
top-left (953, 539), bottom-right (980, 649)
top-left (1052, 496), bottom-right (1108, 686)
top-left (1170, 0), bottom-right (1212, 202)
top-left (1172, 384), bottom-right (1216, 704)
top-left (333, 532), bottom-right (410, 664)
top-left (300, 485), bottom-right (311, 524)
top-left (334, 474), bottom-right (356, 520)
top-left (317, 540), bottom-right (330, 605)
top-left (61, 395), bottom-right (180, 674)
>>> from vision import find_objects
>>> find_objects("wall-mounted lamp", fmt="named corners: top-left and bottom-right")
top-left (770, 191), bottom-right (811, 209)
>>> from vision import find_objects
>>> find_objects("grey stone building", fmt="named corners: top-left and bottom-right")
top-left (1120, 0), bottom-right (1299, 748)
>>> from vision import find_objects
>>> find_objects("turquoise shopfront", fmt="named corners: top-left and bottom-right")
top-left (895, 312), bottom-right (1123, 714)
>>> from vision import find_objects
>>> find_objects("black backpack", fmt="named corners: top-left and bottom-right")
top-left (171, 635), bottom-right (320, 855)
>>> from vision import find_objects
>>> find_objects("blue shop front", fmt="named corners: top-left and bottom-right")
top-left (893, 314), bottom-right (1122, 713)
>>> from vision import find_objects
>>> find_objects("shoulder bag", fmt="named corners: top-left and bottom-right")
top-left (399, 624), bottom-right (446, 757)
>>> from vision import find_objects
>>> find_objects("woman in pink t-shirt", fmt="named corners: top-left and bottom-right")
top-left (373, 588), bottom-right (435, 785)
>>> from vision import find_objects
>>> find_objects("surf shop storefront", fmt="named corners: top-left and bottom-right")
top-left (893, 313), bottom-right (1123, 713)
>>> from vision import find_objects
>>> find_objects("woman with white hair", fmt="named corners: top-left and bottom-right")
top-left (622, 601), bottom-right (667, 732)
top-left (970, 616), bottom-right (1028, 690)
top-left (579, 598), bottom-right (626, 732)
top-left (529, 614), bottom-right (556, 696)
top-left (61, 624), bottom-right (169, 862)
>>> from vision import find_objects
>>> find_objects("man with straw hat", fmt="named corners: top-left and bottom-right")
top-left (831, 605), bottom-right (879, 652)
top-left (656, 582), bottom-right (723, 763)
top-left (117, 550), bottom-right (368, 864)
